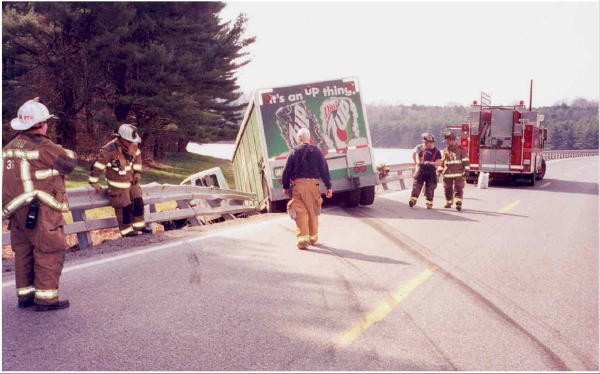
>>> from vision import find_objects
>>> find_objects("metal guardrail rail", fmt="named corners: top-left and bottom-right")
top-left (378, 149), bottom-right (598, 191)
top-left (3, 182), bottom-right (257, 249)
top-left (541, 149), bottom-right (598, 160)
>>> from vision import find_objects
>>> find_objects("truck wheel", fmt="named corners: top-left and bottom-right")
top-left (527, 174), bottom-right (536, 186)
top-left (535, 159), bottom-right (546, 180)
top-left (343, 189), bottom-right (361, 207)
top-left (359, 186), bottom-right (375, 205)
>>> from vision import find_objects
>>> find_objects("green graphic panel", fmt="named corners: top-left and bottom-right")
top-left (258, 78), bottom-right (369, 159)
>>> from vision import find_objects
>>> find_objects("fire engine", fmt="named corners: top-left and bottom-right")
top-left (446, 91), bottom-right (547, 186)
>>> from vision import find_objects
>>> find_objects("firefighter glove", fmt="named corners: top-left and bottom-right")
top-left (132, 173), bottom-right (141, 185)
top-left (90, 182), bottom-right (102, 193)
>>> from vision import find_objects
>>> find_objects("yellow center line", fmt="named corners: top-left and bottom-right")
top-left (541, 182), bottom-right (551, 188)
top-left (335, 266), bottom-right (438, 348)
top-left (499, 200), bottom-right (520, 213)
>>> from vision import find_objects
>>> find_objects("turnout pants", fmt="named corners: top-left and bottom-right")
top-left (410, 171), bottom-right (437, 207)
top-left (287, 178), bottom-right (323, 248)
top-left (9, 205), bottom-right (67, 306)
top-left (443, 176), bottom-right (465, 206)
top-left (109, 184), bottom-right (146, 236)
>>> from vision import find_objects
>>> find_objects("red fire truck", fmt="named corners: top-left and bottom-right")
top-left (446, 95), bottom-right (547, 186)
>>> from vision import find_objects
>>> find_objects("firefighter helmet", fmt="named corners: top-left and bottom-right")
top-left (443, 131), bottom-right (456, 141)
top-left (116, 123), bottom-right (141, 143)
top-left (10, 98), bottom-right (57, 130)
top-left (422, 132), bottom-right (435, 142)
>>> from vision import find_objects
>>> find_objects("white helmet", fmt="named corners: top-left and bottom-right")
top-left (117, 123), bottom-right (141, 143)
top-left (10, 98), bottom-right (57, 130)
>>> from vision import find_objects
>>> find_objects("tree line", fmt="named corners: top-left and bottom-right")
top-left (2, 2), bottom-right (254, 160)
top-left (366, 99), bottom-right (599, 150)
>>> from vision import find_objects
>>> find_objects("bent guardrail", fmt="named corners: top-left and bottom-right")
top-left (3, 183), bottom-right (257, 249)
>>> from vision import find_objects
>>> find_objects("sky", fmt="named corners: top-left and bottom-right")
top-left (220, 0), bottom-right (599, 107)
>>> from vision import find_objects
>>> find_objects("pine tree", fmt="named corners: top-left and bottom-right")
top-left (3, 2), bottom-right (94, 148)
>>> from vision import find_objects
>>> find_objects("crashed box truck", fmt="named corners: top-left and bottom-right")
top-left (232, 77), bottom-right (379, 212)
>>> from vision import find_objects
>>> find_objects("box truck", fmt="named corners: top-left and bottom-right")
top-left (232, 77), bottom-right (379, 212)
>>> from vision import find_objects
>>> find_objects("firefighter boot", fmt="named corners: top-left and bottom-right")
top-left (137, 226), bottom-right (153, 234)
top-left (444, 201), bottom-right (452, 209)
top-left (34, 299), bottom-right (70, 312)
top-left (456, 203), bottom-right (462, 211)
top-left (409, 197), bottom-right (417, 208)
top-left (18, 300), bottom-right (35, 309)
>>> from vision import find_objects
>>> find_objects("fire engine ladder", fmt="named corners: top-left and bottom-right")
top-left (480, 91), bottom-right (491, 106)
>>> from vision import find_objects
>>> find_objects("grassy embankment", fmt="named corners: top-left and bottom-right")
top-left (67, 152), bottom-right (234, 219)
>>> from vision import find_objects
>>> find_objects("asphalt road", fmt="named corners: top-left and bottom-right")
top-left (2, 157), bottom-right (598, 371)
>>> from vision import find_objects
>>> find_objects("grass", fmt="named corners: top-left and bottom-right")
top-left (62, 152), bottom-right (234, 221)
top-left (66, 152), bottom-right (234, 188)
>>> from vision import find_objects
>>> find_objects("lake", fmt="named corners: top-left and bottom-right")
top-left (186, 142), bottom-right (413, 165)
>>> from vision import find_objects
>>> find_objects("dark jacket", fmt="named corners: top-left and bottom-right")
top-left (282, 143), bottom-right (331, 189)
top-left (417, 146), bottom-right (442, 181)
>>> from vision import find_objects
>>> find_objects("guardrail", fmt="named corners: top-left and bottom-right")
top-left (3, 183), bottom-right (257, 249)
top-left (542, 149), bottom-right (598, 160)
top-left (378, 149), bottom-right (598, 191)
top-left (379, 163), bottom-right (414, 190)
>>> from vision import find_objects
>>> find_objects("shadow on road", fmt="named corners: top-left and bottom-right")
top-left (325, 198), bottom-right (480, 222)
top-left (535, 179), bottom-right (598, 196)
top-left (308, 243), bottom-right (411, 266)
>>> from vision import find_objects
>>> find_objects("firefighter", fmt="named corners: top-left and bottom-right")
top-left (409, 133), bottom-right (442, 209)
top-left (439, 131), bottom-right (470, 211)
top-left (410, 132), bottom-right (432, 198)
top-left (3, 98), bottom-right (76, 311)
top-left (88, 124), bottom-right (151, 237)
top-left (282, 128), bottom-right (333, 249)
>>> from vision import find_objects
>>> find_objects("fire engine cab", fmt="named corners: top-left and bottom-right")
top-left (447, 94), bottom-right (547, 186)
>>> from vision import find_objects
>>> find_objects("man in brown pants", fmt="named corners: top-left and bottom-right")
top-left (88, 124), bottom-right (151, 237)
top-left (3, 98), bottom-right (76, 311)
top-left (439, 131), bottom-right (470, 211)
top-left (282, 128), bottom-right (332, 249)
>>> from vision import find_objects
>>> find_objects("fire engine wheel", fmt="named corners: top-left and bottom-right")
top-left (359, 186), bottom-right (376, 205)
top-left (527, 174), bottom-right (536, 186)
top-left (535, 159), bottom-right (546, 181)
top-left (343, 189), bottom-right (361, 208)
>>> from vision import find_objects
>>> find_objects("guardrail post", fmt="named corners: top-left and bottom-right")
top-left (71, 209), bottom-right (92, 250)
top-left (177, 200), bottom-right (200, 226)
top-left (398, 170), bottom-right (406, 190)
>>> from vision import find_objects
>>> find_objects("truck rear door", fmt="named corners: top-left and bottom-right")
top-left (479, 109), bottom-right (513, 172)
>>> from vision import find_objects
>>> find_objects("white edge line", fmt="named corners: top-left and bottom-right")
top-left (3, 216), bottom-right (289, 289)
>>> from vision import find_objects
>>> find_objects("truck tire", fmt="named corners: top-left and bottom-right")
top-left (527, 173), bottom-right (536, 186)
top-left (535, 159), bottom-right (546, 180)
top-left (343, 189), bottom-right (361, 207)
top-left (359, 186), bottom-right (375, 205)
